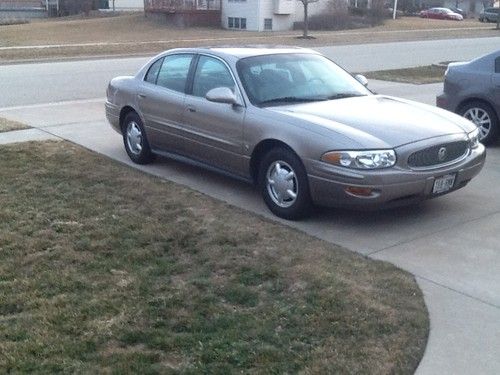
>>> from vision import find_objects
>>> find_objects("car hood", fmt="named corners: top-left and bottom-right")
top-left (268, 95), bottom-right (472, 148)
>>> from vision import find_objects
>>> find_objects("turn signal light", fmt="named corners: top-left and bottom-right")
top-left (345, 186), bottom-right (373, 197)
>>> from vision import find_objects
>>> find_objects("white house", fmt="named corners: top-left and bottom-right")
top-left (221, 0), bottom-right (330, 31)
top-left (109, 0), bottom-right (144, 11)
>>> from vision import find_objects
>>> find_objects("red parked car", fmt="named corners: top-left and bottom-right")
top-left (420, 7), bottom-right (463, 20)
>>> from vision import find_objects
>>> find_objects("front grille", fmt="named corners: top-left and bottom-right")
top-left (408, 141), bottom-right (468, 168)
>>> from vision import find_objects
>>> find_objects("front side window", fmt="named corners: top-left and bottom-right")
top-left (237, 53), bottom-right (371, 106)
top-left (156, 54), bottom-right (193, 93)
top-left (192, 56), bottom-right (236, 98)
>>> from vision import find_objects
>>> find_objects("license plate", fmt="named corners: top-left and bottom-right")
top-left (433, 174), bottom-right (456, 194)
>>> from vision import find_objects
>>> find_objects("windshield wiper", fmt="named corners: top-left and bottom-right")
top-left (325, 93), bottom-right (367, 100)
top-left (259, 96), bottom-right (326, 106)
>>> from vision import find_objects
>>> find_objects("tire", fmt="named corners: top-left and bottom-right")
top-left (258, 147), bottom-right (312, 220)
top-left (459, 101), bottom-right (499, 145)
top-left (122, 112), bottom-right (155, 164)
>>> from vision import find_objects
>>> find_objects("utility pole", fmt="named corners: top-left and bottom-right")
top-left (497, 4), bottom-right (499, 29)
top-left (392, 0), bottom-right (398, 20)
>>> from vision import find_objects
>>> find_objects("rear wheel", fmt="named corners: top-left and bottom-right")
top-left (122, 112), bottom-right (155, 164)
top-left (459, 101), bottom-right (499, 145)
top-left (258, 147), bottom-right (312, 220)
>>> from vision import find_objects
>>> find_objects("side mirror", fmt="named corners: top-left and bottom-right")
top-left (206, 87), bottom-right (242, 106)
top-left (354, 74), bottom-right (369, 87)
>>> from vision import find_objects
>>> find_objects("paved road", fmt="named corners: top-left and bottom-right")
top-left (316, 36), bottom-right (500, 71)
top-left (1, 36), bottom-right (500, 108)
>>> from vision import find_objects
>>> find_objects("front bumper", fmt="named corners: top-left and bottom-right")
top-left (307, 144), bottom-right (486, 209)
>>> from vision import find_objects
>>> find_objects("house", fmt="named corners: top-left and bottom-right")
top-left (144, 0), bottom-right (221, 27)
top-left (0, 0), bottom-right (46, 19)
top-left (221, 0), bottom-right (330, 31)
top-left (144, 0), bottom-right (330, 31)
top-left (106, 0), bottom-right (144, 10)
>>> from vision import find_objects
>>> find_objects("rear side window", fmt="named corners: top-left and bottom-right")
top-left (144, 58), bottom-right (164, 84)
top-left (156, 54), bottom-right (194, 93)
top-left (495, 57), bottom-right (500, 74)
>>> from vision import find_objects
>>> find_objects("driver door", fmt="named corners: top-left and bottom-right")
top-left (182, 55), bottom-right (246, 175)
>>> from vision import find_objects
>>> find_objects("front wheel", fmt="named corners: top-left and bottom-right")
top-left (459, 101), bottom-right (499, 145)
top-left (258, 147), bottom-right (312, 220)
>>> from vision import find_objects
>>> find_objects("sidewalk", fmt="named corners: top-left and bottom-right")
top-left (1, 82), bottom-right (499, 374)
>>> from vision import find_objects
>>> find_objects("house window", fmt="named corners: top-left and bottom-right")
top-left (264, 18), bottom-right (272, 30)
top-left (495, 57), bottom-right (500, 74)
top-left (228, 17), bottom-right (246, 30)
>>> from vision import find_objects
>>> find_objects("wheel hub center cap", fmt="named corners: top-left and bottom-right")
top-left (273, 169), bottom-right (293, 198)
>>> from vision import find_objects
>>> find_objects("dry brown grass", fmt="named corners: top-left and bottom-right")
top-left (0, 117), bottom-right (29, 132)
top-left (0, 13), bottom-right (497, 62)
top-left (0, 140), bottom-right (429, 373)
top-left (365, 64), bottom-right (447, 84)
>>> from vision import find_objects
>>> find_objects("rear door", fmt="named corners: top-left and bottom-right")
top-left (137, 53), bottom-right (194, 153)
top-left (182, 54), bottom-right (246, 175)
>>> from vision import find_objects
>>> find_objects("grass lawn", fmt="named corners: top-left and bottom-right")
top-left (0, 13), bottom-right (496, 61)
top-left (0, 141), bottom-right (429, 373)
top-left (365, 65), bottom-right (447, 84)
top-left (0, 117), bottom-right (30, 132)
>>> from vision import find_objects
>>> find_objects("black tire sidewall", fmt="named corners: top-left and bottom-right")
top-left (459, 101), bottom-right (499, 145)
top-left (258, 147), bottom-right (311, 220)
top-left (122, 112), bottom-right (154, 164)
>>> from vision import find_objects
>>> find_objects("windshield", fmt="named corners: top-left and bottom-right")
top-left (236, 53), bottom-right (371, 107)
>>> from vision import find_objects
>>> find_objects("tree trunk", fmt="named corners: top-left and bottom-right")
top-left (303, 2), bottom-right (309, 38)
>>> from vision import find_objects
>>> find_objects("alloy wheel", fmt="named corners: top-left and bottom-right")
top-left (463, 107), bottom-right (491, 141)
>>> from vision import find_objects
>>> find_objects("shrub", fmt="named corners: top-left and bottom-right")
top-left (293, 12), bottom-right (368, 31)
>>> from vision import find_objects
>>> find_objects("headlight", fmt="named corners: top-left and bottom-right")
top-left (468, 127), bottom-right (480, 149)
top-left (321, 150), bottom-right (396, 169)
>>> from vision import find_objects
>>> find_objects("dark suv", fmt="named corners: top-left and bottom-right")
top-left (479, 7), bottom-right (499, 22)
top-left (437, 51), bottom-right (500, 145)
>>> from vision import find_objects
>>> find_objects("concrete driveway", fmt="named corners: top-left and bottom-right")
top-left (1, 81), bottom-right (499, 374)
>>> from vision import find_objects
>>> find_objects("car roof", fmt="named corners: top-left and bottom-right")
top-left (162, 46), bottom-right (319, 60)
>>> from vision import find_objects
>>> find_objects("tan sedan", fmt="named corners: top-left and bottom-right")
top-left (106, 47), bottom-right (485, 219)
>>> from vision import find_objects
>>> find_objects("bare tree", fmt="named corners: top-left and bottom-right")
top-left (298, 0), bottom-right (319, 38)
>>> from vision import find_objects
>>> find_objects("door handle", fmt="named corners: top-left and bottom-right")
top-left (138, 93), bottom-right (147, 99)
top-left (187, 106), bottom-right (196, 113)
